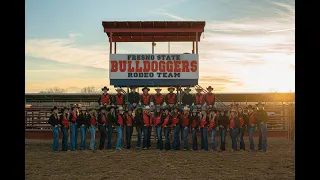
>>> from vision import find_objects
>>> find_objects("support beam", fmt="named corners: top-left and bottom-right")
top-left (192, 41), bottom-right (195, 54)
top-left (109, 32), bottom-right (113, 54)
top-left (104, 28), bottom-right (204, 33)
top-left (196, 32), bottom-right (198, 54)
top-left (114, 42), bottom-right (117, 54)
top-left (109, 36), bottom-right (201, 42)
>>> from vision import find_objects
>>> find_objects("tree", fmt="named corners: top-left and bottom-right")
top-left (39, 87), bottom-right (67, 94)
top-left (81, 86), bottom-right (100, 93)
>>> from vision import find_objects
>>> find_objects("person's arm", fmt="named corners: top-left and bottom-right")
top-left (161, 95), bottom-right (165, 105)
top-left (202, 95), bottom-right (205, 105)
top-left (48, 114), bottom-right (53, 126)
top-left (98, 95), bottom-right (101, 105)
top-left (174, 94), bottom-right (177, 104)
top-left (165, 94), bottom-right (169, 104)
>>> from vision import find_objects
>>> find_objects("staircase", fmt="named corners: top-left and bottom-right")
top-left (194, 85), bottom-right (228, 109)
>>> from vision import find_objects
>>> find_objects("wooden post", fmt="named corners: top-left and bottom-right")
top-left (110, 32), bottom-right (113, 54)
top-left (114, 42), bottom-right (117, 54)
top-left (196, 32), bottom-right (199, 54)
top-left (192, 41), bottom-right (195, 54)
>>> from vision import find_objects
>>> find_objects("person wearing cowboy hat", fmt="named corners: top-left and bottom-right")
top-left (204, 86), bottom-right (215, 109)
top-left (97, 105), bottom-right (108, 150)
top-left (208, 109), bottom-right (218, 151)
top-left (113, 87), bottom-right (125, 107)
top-left (125, 107), bottom-right (134, 149)
top-left (194, 86), bottom-right (205, 109)
top-left (59, 107), bottom-right (70, 151)
top-left (133, 107), bottom-right (144, 150)
top-left (190, 108), bottom-right (200, 150)
top-left (98, 86), bottom-right (111, 106)
top-left (182, 87), bottom-right (193, 110)
top-left (171, 106), bottom-right (182, 151)
top-left (152, 86), bottom-right (165, 112)
top-left (77, 107), bottom-right (89, 150)
top-left (142, 106), bottom-right (153, 150)
top-left (141, 87), bottom-right (151, 107)
top-left (255, 102), bottom-right (269, 152)
top-left (115, 106), bottom-right (126, 150)
top-left (165, 86), bottom-right (177, 108)
top-left (247, 105), bottom-right (257, 152)
top-left (161, 106), bottom-right (172, 151)
top-left (106, 105), bottom-right (116, 150)
top-left (218, 109), bottom-right (229, 151)
top-left (237, 106), bottom-right (246, 151)
top-left (181, 106), bottom-right (191, 150)
top-left (69, 105), bottom-right (79, 151)
top-left (154, 105), bottom-right (164, 150)
top-left (199, 107), bottom-right (210, 151)
top-left (87, 108), bottom-right (98, 150)
top-left (229, 108), bottom-right (240, 152)
top-left (128, 86), bottom-right (140, 110)
top-left (48, 106), bottom-right (60, 152)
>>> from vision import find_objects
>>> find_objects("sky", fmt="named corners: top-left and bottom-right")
top-left (25, 0), bottom-right (295, 93)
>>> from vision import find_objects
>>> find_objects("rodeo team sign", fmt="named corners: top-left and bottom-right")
top-left (109, 54), bottom-right (199, 79)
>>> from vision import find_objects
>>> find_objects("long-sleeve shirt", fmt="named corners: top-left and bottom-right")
top-left (128, 92), bottom-right (140, 104)
top-left (255, 110), bottom-right (269, 124)
top-left (193, 93), bottom-right (205, 105)
top-left (182, 93), bottom-right (193, 106)
top-left (76, 113), bottom-right (88, 127)
top-left (48, 114), bottom-right (59, 127)
top-left (133, 113), bottom-right (144, 128)
top-left (218, 115), bottom-right (229, 128)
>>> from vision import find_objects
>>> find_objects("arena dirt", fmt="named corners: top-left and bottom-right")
top-left (25, 138), bottom-right (294, 180)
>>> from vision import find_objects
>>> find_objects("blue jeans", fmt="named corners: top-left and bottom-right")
top-left (51, 126), bottom-right (59, 151)
top-left (61, 127), bottom-right (69, 151)
top-left (258, 123), bottom-right (267, 151)
top-left (182, 126), bottom-right (189, 150)
top-left (99, 126), bottom-right (107, 150)
top-left (155, 126), bottom-right (163, 150)
top-left (192, 128), bottom-right (198, 150)
top-left (248, 126), bottom-right (255, 151)
top-left (80, 125), bottom-right (87, 150)
top-left (230, 128), bottom-right (238, 151)
top-left (210, 129), bottom-right (216, 150)
top-left (89, 125), bottom-right (96, 150)
top-left (220, 128), bottom-right (226, 151)
top-left (70, 123), bottom-right (78, 151)
top-left (136, 127), bottom-right (142, 149)
top-left (126, 126), bottom-right (133, 149)
top-left (107, 125), bottom-right (113, 149)
top-left (163, 127), bottom-right (171, 150)
top-left (129, 104), bottom-right (141, 110)
top-left (143, 126), bottom-right (150, 148)
top-left (172, 125), bottom-right (181, 150)
top-left (116, 126), bottom-right (123, 149)
top-left (201, 128), bottom-right (209, 151)
top-left (239, 128), bottom-right (245, 150)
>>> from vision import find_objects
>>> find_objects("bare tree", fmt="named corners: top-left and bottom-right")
top-left (39, 87), bottom-right (67, 94)
top-left (81, 86), bottom-right (100, 93)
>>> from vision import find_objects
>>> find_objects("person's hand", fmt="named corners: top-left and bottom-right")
top-left (192, 128), bottom-right (194, 131)
top-left (184, 127), bottom-right (188, 130)
top-left (209, 105), bottom-right (212, 108)
top-left (55, 125), bottom-right (58, 128)
top-left (82, 124), bottom-right (84, 127)
top-left (103, 123), bottom-right (106, 126)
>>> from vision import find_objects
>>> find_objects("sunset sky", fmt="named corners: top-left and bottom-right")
top-left (25, 0), bottom-right (295, 93)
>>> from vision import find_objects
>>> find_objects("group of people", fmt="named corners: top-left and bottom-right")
top-left (48, 86), bottom-right (269, 153)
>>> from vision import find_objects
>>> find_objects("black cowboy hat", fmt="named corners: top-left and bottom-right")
top-left (106, 105), bottom-right (116, 111)
top-left (206, 86), bottom-right (214, 90)
top-left (162, 106), bottom-right (169, 111)
top-left (51, 106), bottom-right (58, 111)
top-left (142, 87), bottom-right (150, 91)
top-left (60, 107), bottom-right (69, 113)
top-left (101, 86), bottom-right (109, 91)
top-left (130, 86), bottom-right (137, 89)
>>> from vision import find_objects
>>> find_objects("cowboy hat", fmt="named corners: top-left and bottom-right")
top-left (143, 106), bottom-right (151, 110)
top-left (51, 106), bottom-right (58, 111)
top-left (142, 87), bottom-right (150, 91)
top-left (167, 86), bottom-right (175, 91)
top-left (115, 87), bottom-right (122, 91)
top-left (256, 102), bottom-right (264, 106)
top-left (192, 109), bottom-right (197, 113)
top-left (183, 106), bottom-right (190, 111)
top-left (130, 86), bottom-right (137, 89)
top-left (101, 86), bottom-right (109, 91)
top-left (184, 87), bottom-right (192, 92)
top-left (155, 86), bottom-right (162, 91)
top-left (230, 108), bottom-right (237, 112)
top-left (118, 106), bottom-right (124, 111)
top-left (195, 86), bottom-right (203, 90)
top-left (206, 86), bottom-right (214, 90)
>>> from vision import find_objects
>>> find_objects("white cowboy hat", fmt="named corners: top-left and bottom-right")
top-left (118, 106), bottom-right (124, 111)
top-left (144, 106), bottom-right (151, 110)
top-left (150, 102), bottom-right (154, 106)
top-left (168, 86), bottom-right (175, 90)
top-left (183, 106), bottom-right (190, 111)
top-left (115, 87), bottom-right (122, 91)
top-left (155, 86), bottom-right (162, 90)
top-left (195, 86), bottom-right (203, 90)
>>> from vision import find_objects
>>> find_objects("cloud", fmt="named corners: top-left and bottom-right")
top-left (68, 33), bottom-right (82, 38)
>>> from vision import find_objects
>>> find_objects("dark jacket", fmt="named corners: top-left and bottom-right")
top-left (218, 115), bottom-right (229, 128)
top-left (107, 113), bottom-right (116, 126)
top-left (190, 114), bottom-right (200, 129)
top-left (116, 113), bottom-right (126, 126)
top-left (133, 112), bottom-right (144, 128)
top-left (77, 113), bottom-right (88, 128)
top-left (48, 114), bottom-right (59, 127)
top-left (97, 112), bottom-right (108, 126)
top-left (255, 110), bottom-right (269, 124)
top-left (128, 92), bottom-right (140, 104)
top-left (160, 113), bottom-right (172, 127)
top-left (182, 93), bottom-right (193, 106)
top-left (200, 115), bottom-right (210, 128)
top-left (171, 113), bottom-right (182, 126)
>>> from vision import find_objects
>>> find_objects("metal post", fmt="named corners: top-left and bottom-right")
top-left (110, 32), bottom-right (113, 54)
top-left (196, 32), bottom-right (198, 54)
top-left (152, 41), bottom-right (155, 54)
top-left (168, 42), bottom-right (170, 54)
top-left (114, 42), bottom-right (117, 54)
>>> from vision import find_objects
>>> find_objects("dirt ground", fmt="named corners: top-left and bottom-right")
top-left (25, 138), bottom-right (294, 180)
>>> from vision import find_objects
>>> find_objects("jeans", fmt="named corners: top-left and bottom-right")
top-left (258, 123), bottom-right (267, 151)
top-left (51, 126), bottom-right (59, 151)
top-left (210, 129), bottom-right (216, 150)
top-left (163, 127), bottom-right (171, 150)
top-left (192, 128), bottom-right (198, 150)
top-left (70, 123), bottom-right (78, 151)
top-left (126, 126), bottom-right (133, 149)
top-left (172, 125), bottom-right (181, 150)
top-left (148, 126), bottom-right (152, 148)
top-left (99, 125), bottom-right (107, 150)
top-left (239, 128), bottom-right (245, 150)
top-left (220, 128), bottom-right (226, 151)
top-left (80, 125), bottom-right (87, 150)
top-left (182, 126), bottom-right (189, 150)
top-left (155, 126), bottom-right (163, 150)
top-left (89, 125), bottom-right (96, 150)
top-left (129, 104), bottom-right (141, 110)
top-left (107, 125), bottom-right (113, 149)
top-left (136, 127), bottom-right (142, 149)
top-left (248, 126), bottom-right (255, 151)
top-left (61, 127), bottom-right (69, 151)
top-left (143, 126), bottom-right (150, 149)
top-left (201, 128), bottom-right (209, 151)
top-left (230, 128), bottom-right (238, 151)
top-left (116, 126), bottom-right (123, 149)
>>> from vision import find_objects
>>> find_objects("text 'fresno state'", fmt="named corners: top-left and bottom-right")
top-left (110, 54), bottom-right (198, 78)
